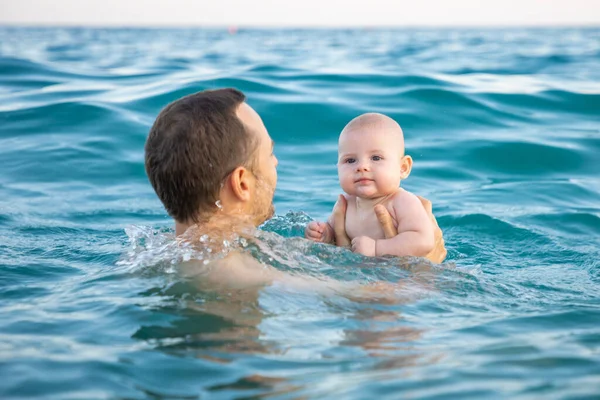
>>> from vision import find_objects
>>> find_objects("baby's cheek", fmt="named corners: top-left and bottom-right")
top-left (339, 178), bottom-right (354, 194)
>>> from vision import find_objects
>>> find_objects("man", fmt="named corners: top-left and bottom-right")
top-left (145, 88), bottom-right (446, 290)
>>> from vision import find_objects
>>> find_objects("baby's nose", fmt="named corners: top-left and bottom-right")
top-left (355, 161), bottom-right (370, 171)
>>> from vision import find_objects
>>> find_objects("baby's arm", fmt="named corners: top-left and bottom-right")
top-left (374, 192), bottom-right (435, 257)
top-left (305, 219), bottom-right (335, 244)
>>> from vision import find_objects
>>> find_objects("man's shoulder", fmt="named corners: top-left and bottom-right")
top-left (183, 251), bottom-right (277, 290)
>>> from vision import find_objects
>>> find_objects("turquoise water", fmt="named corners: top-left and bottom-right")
top-left (1, 27), bottom-right (600, 398)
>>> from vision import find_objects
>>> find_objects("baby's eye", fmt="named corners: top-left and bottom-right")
top-left (371, 155), bottom-right (382, 161)
top-left (344, 158), bottom-right (356, 164)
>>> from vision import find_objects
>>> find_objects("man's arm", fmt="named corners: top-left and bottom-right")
top-left (193, 251), bottom-right (402, 303)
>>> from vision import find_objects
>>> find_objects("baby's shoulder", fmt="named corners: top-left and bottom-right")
top-left (389, 188), bottom-right (422, 211)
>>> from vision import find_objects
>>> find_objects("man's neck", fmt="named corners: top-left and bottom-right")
top-left (175, 220), bottom-right (192, 236)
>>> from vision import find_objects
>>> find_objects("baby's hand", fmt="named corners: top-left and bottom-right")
top-left (305, 221), bottom-right (330, 243)
top-left (351, 236), bottom-right (377, 257)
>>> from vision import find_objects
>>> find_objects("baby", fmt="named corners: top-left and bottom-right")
top-left (305, 113), bottom-right (435, 258)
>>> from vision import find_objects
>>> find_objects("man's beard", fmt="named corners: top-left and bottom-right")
top-left (252, 173), bottom-right (276, 226)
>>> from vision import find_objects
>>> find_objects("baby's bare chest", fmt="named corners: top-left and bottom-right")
top-left (345, 207), bottom-right (389, 240)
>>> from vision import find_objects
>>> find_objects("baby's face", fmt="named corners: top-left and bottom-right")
top-left (337, 128), bottom-right (405, 199)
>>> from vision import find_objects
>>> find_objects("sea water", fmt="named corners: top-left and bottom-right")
top-left (1, 27), bottom-right (599, 398)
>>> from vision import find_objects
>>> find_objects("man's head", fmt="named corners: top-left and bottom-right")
top-left (145, 88), bottom-right (278, 233)
top-left (337, 113), bottom-right (412, 199)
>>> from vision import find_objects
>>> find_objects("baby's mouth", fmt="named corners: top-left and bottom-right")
top-left (354, 178), bottom-right (374, 184)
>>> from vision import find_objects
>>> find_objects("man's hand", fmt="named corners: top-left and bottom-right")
top-left (374, 204), bottom-right (397, 239)
top-left (351, 236), bottom-right (377, 257)
top-left (332, 195), bottom-right (351, 247)
top-left (417, 196), bottom-right (447, 263)
top-left (305, 221), bottom-right (331, 243)
top-left (374, 198), bottom-right (447, 263)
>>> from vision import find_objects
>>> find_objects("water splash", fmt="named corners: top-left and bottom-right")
top-left (117, 224), bottom-right (239, 274)
top-left (117, 212), bottom-right (465, 300)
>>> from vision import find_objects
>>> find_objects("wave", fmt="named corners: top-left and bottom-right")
top-left (1, 27), bottom-right (600, 399)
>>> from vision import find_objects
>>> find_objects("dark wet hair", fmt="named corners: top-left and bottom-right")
top-left (145, 88), bottom-right (257, 223)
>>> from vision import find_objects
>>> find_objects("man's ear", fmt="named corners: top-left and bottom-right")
top-left (228, 166), bottom-right (252, 202)
top-left (400, 155), bottom-right (413, 179)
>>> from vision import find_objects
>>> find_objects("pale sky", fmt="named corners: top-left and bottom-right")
top-left (0, 0), bottom-right (599, 27)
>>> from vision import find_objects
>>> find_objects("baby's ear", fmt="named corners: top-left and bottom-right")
top-left (400, 155), bottom-right (413, 179)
